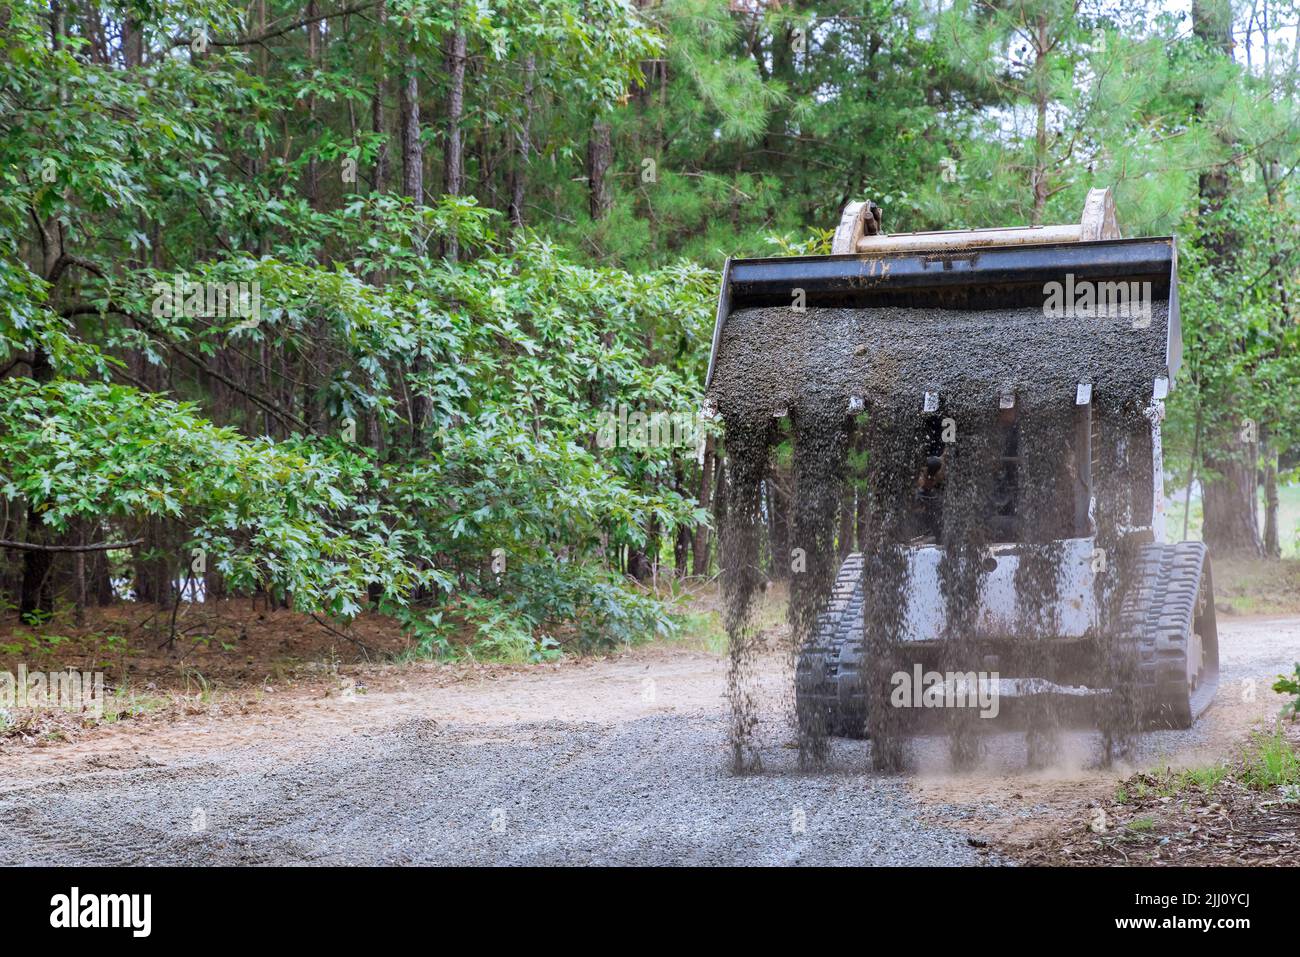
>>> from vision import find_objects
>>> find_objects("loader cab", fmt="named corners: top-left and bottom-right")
top-left (907, 392), bottom-right (1102, 547)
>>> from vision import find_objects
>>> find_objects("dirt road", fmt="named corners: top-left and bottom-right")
top-left (1, 615), bottom-right (1295, 866)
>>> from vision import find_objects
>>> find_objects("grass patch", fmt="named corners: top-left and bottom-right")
top-left (102, 687), bottom-right (171, 723)
top-left (672, 580), bottom-right (792, 655)
top-left (1124, 761), bottom-right (1232, 800)
top-left (1240, 727), bottom-right (1300, 791)
top-left (1128, 727), bottom-right (1300, 805)
top-left (1210, 558), bottom-right (1300, 616)
top-left (676, 609), bottom-right (728, 654)
top-left (1180, 763), bottom-right (1230, 793)
top-left (1027, 726), bottom-right (1300, 865)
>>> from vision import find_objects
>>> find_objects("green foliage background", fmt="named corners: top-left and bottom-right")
top-left (3, 0), bottom-right (1300, 655)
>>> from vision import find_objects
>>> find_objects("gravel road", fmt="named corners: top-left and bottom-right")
top-left (0, 714), bottom-right (991, 866)
top-left (1, 615), bottom-right (1294, 866)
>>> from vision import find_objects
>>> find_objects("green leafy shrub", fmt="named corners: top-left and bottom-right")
top-left (1274, 664), bottom-right (1300, 721)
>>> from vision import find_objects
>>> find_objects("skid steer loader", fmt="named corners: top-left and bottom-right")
top-left (704, 188), bottom-right (1219, 766)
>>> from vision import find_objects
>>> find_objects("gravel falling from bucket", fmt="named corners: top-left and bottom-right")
top-left (710, 302), bottom-right (1168, 773)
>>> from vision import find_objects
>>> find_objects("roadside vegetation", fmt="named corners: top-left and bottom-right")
top-left (1018, 690), bottom-right (1300, 866)
top-left (4, 0), bottom-right (1300, 672)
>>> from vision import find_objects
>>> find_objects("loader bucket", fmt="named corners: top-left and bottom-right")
top-left (707, 193), bottom-right (1219, 759)
top-left (705, 237), bottom-right (1181, 397)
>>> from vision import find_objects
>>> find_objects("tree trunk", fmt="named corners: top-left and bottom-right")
top-left (74, 522), bottom-right (86, 626)
top-left (646, 513), bottom-right (660, 583)
top-left (305, 0), bottom-right (321, 208)
top-left (371, 1), bottom-right (389, 195)
top-left (628, 545), bottom-right (650, 582)
top-left (767, 464), bottom-right (790, 580)
top-left (711, 445), bottom-right (728, 562)
top-left (692, 434), bottom-right (716, 576)
top-left (398, 40), bottom-right (422, 206)
top-left (587, 119), bottom-right (613, 220)
top-left (94, 547), bottom-right (114, 606)
top-left (508, 53), bottom-right (535, 230)
top-left (443, 19), bottom-right (467, 259)
top-left (1262, 430), bottom-right (1281, 558)
top-left (18, 518), bottom-right (54, 618)
top-left (372, 87), bottom-right (389, 194)
top-left (398, 25), bottom-right (429, 445)
top-left (19, 387), bottom-right (54, 618)
top-left (122, 13), bottom-right (143, 67)
top-left (1202, 440), bottom-right (1263, 558)
top-left (673, 461), bottom-right (690, 576)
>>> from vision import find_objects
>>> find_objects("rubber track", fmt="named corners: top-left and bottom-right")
top-left (800, 542), bottom-right (1216, 737)
top-left (1118, 540), bottom-right (1214, 728)
top-left (796, 553), bottom-right (867, 738)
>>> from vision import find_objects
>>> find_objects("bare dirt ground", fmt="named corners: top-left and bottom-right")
top-left (912, 614), bottom-right (1300, 862)
top-left (0, 607), bottom-right (1295, 865)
